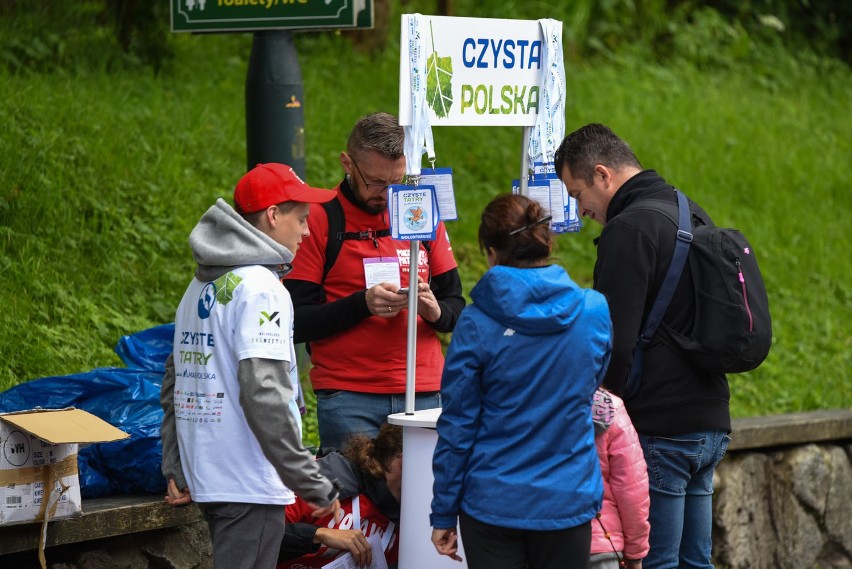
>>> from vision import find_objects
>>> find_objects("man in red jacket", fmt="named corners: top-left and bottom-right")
top-left (284, 112), bottom-right (465, 451)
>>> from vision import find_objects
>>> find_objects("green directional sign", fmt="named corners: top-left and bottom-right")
top-left (171, 0), bottom-right (374, 33)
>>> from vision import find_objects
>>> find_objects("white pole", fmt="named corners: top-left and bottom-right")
top-left (520, 126), bottom-right (531, 196)
top-left (404, 239), bottom-right (420, 414)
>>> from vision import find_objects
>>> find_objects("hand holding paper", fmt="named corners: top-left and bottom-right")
top-left (321, 533), bottom-right (389, 569)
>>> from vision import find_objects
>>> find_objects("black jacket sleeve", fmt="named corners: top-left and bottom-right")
top-left (284, 279), bottom-right (372, 344)
top-left (594, 221), bottom-right (658, 395)
top-left (425, 267), bottom-right (465, 333)
top-left (278, 523), bottom-right (321, 561)
top-left (284, 268), bottom-right (465, 343)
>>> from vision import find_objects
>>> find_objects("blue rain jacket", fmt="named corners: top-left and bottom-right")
top-left (431, 264), bottom-right (612, 530)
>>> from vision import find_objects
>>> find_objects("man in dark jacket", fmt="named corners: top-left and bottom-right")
top-left (555, 124), bottom-right (731, 569)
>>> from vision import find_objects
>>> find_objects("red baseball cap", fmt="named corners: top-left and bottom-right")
top-left (234, 163), bottom-right (335, 213)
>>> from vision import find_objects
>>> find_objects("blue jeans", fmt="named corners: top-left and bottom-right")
top-left (315, 389), bottom-right (441, 451)
top-left (639, 431), bottom-right (731, 569)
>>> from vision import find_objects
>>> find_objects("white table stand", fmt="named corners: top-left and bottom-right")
top-left (388, 408), bottom-right (467, 569)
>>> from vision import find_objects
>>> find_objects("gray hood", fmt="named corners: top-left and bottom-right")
top-left (189, 198), bottom-right (294, 280)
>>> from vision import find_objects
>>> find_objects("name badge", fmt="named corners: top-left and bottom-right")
top-left (363, 257), bottom-right (401, 289)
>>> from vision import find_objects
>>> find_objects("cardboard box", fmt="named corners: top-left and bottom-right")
top-left (0, 408), bottom-right (129, 526)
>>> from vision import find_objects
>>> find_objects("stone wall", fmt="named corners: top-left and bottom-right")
top-left (0, 520), bottom-right (212, 568)
top-left (713, 443), bottom-right (852, 569)
top-left (2, 410), bottom-right (850, 569)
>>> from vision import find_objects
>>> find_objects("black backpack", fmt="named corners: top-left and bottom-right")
top-left (625, 189), bottom-right (772, 397)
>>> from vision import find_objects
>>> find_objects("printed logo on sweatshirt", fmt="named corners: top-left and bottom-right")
top-left (197, 283), bottom-right (217, 319)
top-left (196, 272), bottom-right (243, 319)
top-left (503, 328), bottom-right (515, 336)
top-left (259, 311), bottom-right (280, 327)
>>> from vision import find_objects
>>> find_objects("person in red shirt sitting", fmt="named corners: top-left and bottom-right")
top-left (278, 423), bottom-right (403, 569)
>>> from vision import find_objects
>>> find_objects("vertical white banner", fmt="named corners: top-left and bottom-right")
top-left (528, 19), bottom-right (565, 165)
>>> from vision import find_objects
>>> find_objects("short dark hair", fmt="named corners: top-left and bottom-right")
top-left (554, 123), bottom-right (642, 184)
top-left (347, 112), bottom-right (404, 161)
top-left (478, 193), bottom-right (552, 268)
top-left (238, 200), bottom-right (301, 227)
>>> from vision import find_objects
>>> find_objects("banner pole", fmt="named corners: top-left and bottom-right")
top-left (520, 126), bottom-right (531, 196)
top-left (405, 240), bottom-right (420, 414)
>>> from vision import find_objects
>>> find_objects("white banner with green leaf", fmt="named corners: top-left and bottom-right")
top-left (400, 15), bottom-right (556, 127)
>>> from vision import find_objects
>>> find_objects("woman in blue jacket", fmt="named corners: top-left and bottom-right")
top-left (430, 193), bottom-right (612, 569)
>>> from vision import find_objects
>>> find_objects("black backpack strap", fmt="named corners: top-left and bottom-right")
top-left (321, 197), bottom-right (434, 288)
top-left (340, 229), bottom-right (392, 241)
top-left (321, 198), bottom-right (422, 281)
top-left (321, 198), bottom-right (346, 285)
top-left (624, 189), bottom-right (693, 398)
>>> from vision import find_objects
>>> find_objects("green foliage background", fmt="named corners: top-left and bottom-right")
top-left (0, 1), bottom-right (850, 439)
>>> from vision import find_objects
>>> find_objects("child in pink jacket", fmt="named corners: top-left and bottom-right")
top-left (591, 388), bottom-right (651, 569)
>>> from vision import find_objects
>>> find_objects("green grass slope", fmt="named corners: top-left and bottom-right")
top-left (1, 3), bottom-right (850, 424)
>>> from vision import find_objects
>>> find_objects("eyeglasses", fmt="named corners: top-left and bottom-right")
top-left (349, 156), bottom-right (392, 192)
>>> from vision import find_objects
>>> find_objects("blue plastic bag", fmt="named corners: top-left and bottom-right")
top-left (0, 324), bottom-right (174, 497)
top-left (114, 323), bottom-right (174, 374)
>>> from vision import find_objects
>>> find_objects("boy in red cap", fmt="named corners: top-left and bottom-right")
top-left (160, 164), bottom-right (341, 569)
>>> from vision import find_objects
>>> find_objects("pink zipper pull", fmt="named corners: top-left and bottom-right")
top-left (736, 258), bottom-right (754, 331)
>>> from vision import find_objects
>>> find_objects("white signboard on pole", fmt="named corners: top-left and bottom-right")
top-left (400, 15), bottom-right (548, 127)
